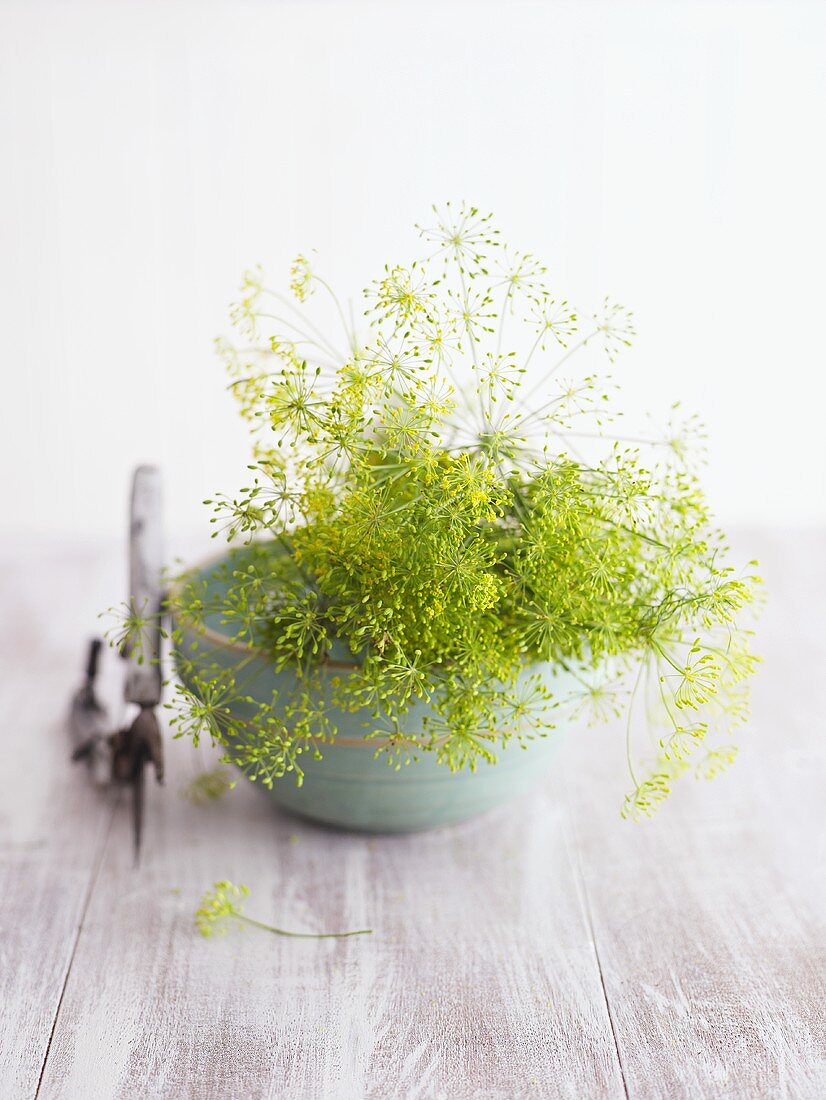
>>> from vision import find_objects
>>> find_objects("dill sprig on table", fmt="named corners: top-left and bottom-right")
top-left (195, 881), bottom-right (372, 940)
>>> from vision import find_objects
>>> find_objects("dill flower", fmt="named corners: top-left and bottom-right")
top-left (289, 253), bottom-right (315, 302)
top-left (183, 767), bottom-right (235, 805)
top-left (195, 881), bottom-right (249, 938)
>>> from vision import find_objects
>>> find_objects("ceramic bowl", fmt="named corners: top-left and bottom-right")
top-left (173, 552), bottom-right (578, 833)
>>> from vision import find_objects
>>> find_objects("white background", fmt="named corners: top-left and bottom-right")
top-left (1, 0), bottom-right (824, 541)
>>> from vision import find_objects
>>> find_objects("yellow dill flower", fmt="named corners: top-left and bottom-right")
top-left (290, 253), bottom-right (315, 301)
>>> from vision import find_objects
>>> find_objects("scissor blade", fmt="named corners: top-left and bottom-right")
top-left (132, 762), bottom-right (145, 865)
top-left (110, 707), bottom-right (163, 863)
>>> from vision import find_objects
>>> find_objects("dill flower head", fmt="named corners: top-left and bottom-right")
top-left (183, 767), bottom-right (234, 806)
top-left (289, 254), bottom-right (315, 302)
top-left (195, 880), bottom-right (248, 938)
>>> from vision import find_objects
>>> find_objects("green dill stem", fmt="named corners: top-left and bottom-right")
top-left (650, 639), bottom-right (684, 675)
top-left (601, 518), bottom-right (669, 550)
top-left (494, 287), bottom-right (510, 359)
top-left (656, 671), bottom-right (682, 731)
top-left (256, 309), bottom-right (343, 362)
top-left (313, 274), bottom-right (355, 351)
top-left (272, 531), bottom-right (317, 593)
top-left (556, 428), bottom-right (666, 447)
top-left (236, 914), bottom-right (372, 939)
top-left (457, 264), bottom-right (483, 403)
top-left (262, 287), bottom-right (346, 359)
top-left (521, 326), bottom-right (544, 375)
top-left (517, 328), bottom-right (600, 411)
top-left (625, 656), bottom-right (647, 789)
top-left (556, 657), bottom-right (591, 691)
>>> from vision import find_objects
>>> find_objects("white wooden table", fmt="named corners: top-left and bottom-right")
top-left (1, 532), bottom-right (824, 1099)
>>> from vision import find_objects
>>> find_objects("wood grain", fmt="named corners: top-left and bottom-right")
top-left (35, 740), bottom-right (623, 1098)
top-left (565, 531), bottom-right (826, 1099)
top-left (2, 532), bottom-right (824, 1098)
top-left (0, 546), bottom-right (122, 1098)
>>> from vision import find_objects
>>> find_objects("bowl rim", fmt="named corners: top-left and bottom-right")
top-left (167, 546), bottom-right (360, 670)
top-left (166, 547), bottom-right (574, 752)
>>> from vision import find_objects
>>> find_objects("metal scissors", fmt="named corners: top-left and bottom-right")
top-left (70, 466), bottom-right (165, 861)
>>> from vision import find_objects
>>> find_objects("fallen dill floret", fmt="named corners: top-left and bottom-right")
top-left (195, 881), bottom-right (372, 940)
top-left (182, 766), bottom-right (235, 805)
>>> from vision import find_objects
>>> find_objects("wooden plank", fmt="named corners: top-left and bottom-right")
top-left (0, 545), bottom-right (122, 1099)
top-left (564, 531), bottom-right (826, 1098)
top-left (36, 730), bottom-right (624, 1098)
top-left (9, 532), bottom-right (826, 1098)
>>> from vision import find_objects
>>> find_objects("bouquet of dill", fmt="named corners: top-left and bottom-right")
top-left (164, 203), bottom-right (760, 819)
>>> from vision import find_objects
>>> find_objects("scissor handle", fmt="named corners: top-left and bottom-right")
top-left (124, 465), bottom-right (163, 706)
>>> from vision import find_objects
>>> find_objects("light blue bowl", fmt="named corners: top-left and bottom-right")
top-left (174, 553), bottom-right (578, 833)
